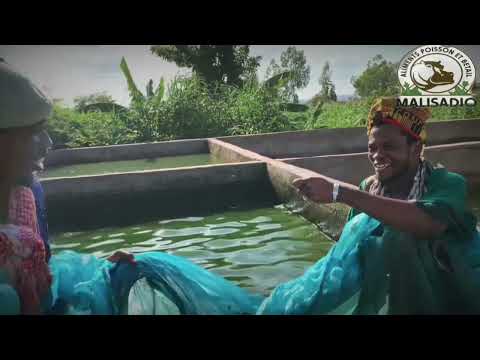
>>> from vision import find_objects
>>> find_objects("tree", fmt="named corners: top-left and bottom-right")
top-left (261, 70), bottom-right (309, 112)
top-left (266, 46), bottom-right (310, 103)
top-left (312, 61), bottom-right (337, 105)
top-left (328, 85), bottom-right (337, 102)
top-left (351, 55), bottom-right (400, 98)
top-left (74, 92), bottom-right (115, 112)
top-left (150, 45), bottom-right (261, 87)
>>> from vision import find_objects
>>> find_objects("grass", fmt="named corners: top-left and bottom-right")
top-left (304, 97), bottom-right (480, 131)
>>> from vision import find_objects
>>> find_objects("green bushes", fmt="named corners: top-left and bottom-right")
top-left (304, 98), bottom-right (375, 130)
top-left (431, 97), bottom-right (480, 121)
top-left (47, 105), bottom-right (136, 148)
top-left (48, 76), bottom-right (480, 149)
top-left (48, 75), bottom-right (293, 147)
top-left (304, 96), bottom-right (480, 131)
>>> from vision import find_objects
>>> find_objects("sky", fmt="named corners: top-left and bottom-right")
top-left (1, 45), bottom-right (479, 107)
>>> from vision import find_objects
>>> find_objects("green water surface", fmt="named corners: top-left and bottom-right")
top-left (41, 154), bottom-right (221, 178)
top-left (50, 189), bottom-right (480, 296)
top-left (51, 205), bottom-right (333, 295)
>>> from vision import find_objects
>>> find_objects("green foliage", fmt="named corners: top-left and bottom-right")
top-left (47, 105), bottom-right (136, 148)
top-left (48, 74), bottom-right (295, 147)
top-left (263, 70), bottom-right (292, 90)
top-left (316, 61), bottom-right (337, 103)
top-left (156, 78), bottom-right (165, 102)
top-left (223, 81), bottom-right (294, 135)
top-left (150, 45), bottom-right (261, 87)
top-left (281, 103), bottom-right (309, 112)
top-left (73, 92), bottom-right (116, 113)
top-left (305, 95), bottom-right (480, 131)
top-left (400, 82), bottom-right (422, 96)
top-left (120, 57), bottom-right (145, 102)
top-left (81, 102), bottom-right (127, 113)
top-left (449, 81), bottom-right (472, 96)
top-left (146, 79), bottom-right (154, 98)
top-left (149, 76), bottom-right (294, 138)
top-left (431, 94), bottom-right (480, 120)
top-left (306, 97), bottom-right (375, 130)
top-left (352, 55), bottom-right (400, 98)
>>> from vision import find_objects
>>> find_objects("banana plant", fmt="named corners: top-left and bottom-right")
top-left (120, 57), bottom-right (145, 103)
top-left (120, 57), bottom-right (165, 106)
top-left (263, 70), bottom-right (292, 91)
top-left (146, 79), bottom-right (154, 98)
top-left (263, 70), bottom-right (309, 113)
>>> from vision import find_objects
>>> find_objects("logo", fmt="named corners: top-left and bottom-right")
top-left (398, 45), bottom-right (476, 107)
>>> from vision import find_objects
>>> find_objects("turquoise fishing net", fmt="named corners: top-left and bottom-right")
top-left (21, 212), bottom-right (480, 315)
top-left (46, 214), bottom-right (379, 315)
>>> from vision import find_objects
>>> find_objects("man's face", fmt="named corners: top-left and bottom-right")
top-left (368, 124), bottom-right (420, 183)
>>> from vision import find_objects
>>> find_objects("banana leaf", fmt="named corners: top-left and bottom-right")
top-left (120, 57), bottom-right (145, 102)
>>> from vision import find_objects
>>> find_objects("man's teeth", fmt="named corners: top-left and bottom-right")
top-left (375, 163), bottom-right (390, 170)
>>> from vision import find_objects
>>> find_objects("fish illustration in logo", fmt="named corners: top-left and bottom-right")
top-left (411, 60), bottom-right (455, 91)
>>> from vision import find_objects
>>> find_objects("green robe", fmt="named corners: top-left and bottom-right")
top-left (347, 168), bottom-right (480, 314)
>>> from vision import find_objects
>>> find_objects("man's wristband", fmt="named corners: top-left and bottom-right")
top-left (332, 183), bottom-right (340, 203)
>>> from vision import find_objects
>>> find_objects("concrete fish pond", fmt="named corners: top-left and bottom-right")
top-left (40, 154), bottom-right (224, 179)
top-left (51, 205), bottom-right (334, 295)
top-left (42, 120), bottom-right (480, 291)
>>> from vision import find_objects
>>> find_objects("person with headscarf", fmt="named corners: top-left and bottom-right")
top-left (0, 61), bottom-right (142, 315)
top-left (0, 61), bottom-right (260, 315)
top-left (0, 60), bottom-right (53, 314)
top-left (282, 97), bottom-right (480, 314)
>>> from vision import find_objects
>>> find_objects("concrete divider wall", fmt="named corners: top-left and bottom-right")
top-left (281, 141), bottom-right (480, 187)
top-left (282, 153), bottom-right (371, 187)
top-left (43, 162), bottom-right (278, 232)
top-left (218, 119), bottom-right (480, 158)
top-left (45, 138), bottom-right (209, 167)
top-left (219, 127), bottom-right (368, 159)
top-left (44, 162), bottom-right (268, 201)
top-left (208, 139), bottom-right (352, 239)
top-left (208, 139), bottom-right (263, 163)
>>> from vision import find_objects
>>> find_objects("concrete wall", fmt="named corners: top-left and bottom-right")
top-left (208, 138), bottom-right (267, 163)
top-left (282, 153), bottom-right (371, 188)
top-left (282, 141), bottom-right (480, 187)
top-left (45, 138), bottom-right (209, 167)
top-left (219, 127), bottom-right (367, 159)
top-left (43, 162), bottom-right (278, 232)
top-left (207, 139), bottom-right (351, 239)
top-left (218, 119), bottom-right (480, 158)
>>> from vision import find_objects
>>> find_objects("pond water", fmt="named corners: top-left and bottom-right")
top-left (51, 205), bottom-right (333, 296)
top-left (41, 154), bottom-right (223, 178)
top-left (50, 188), bottom-right (480, 296)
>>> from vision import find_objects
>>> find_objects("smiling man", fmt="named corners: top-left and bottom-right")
top-left (290, 97), bottom-right (480, 314)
